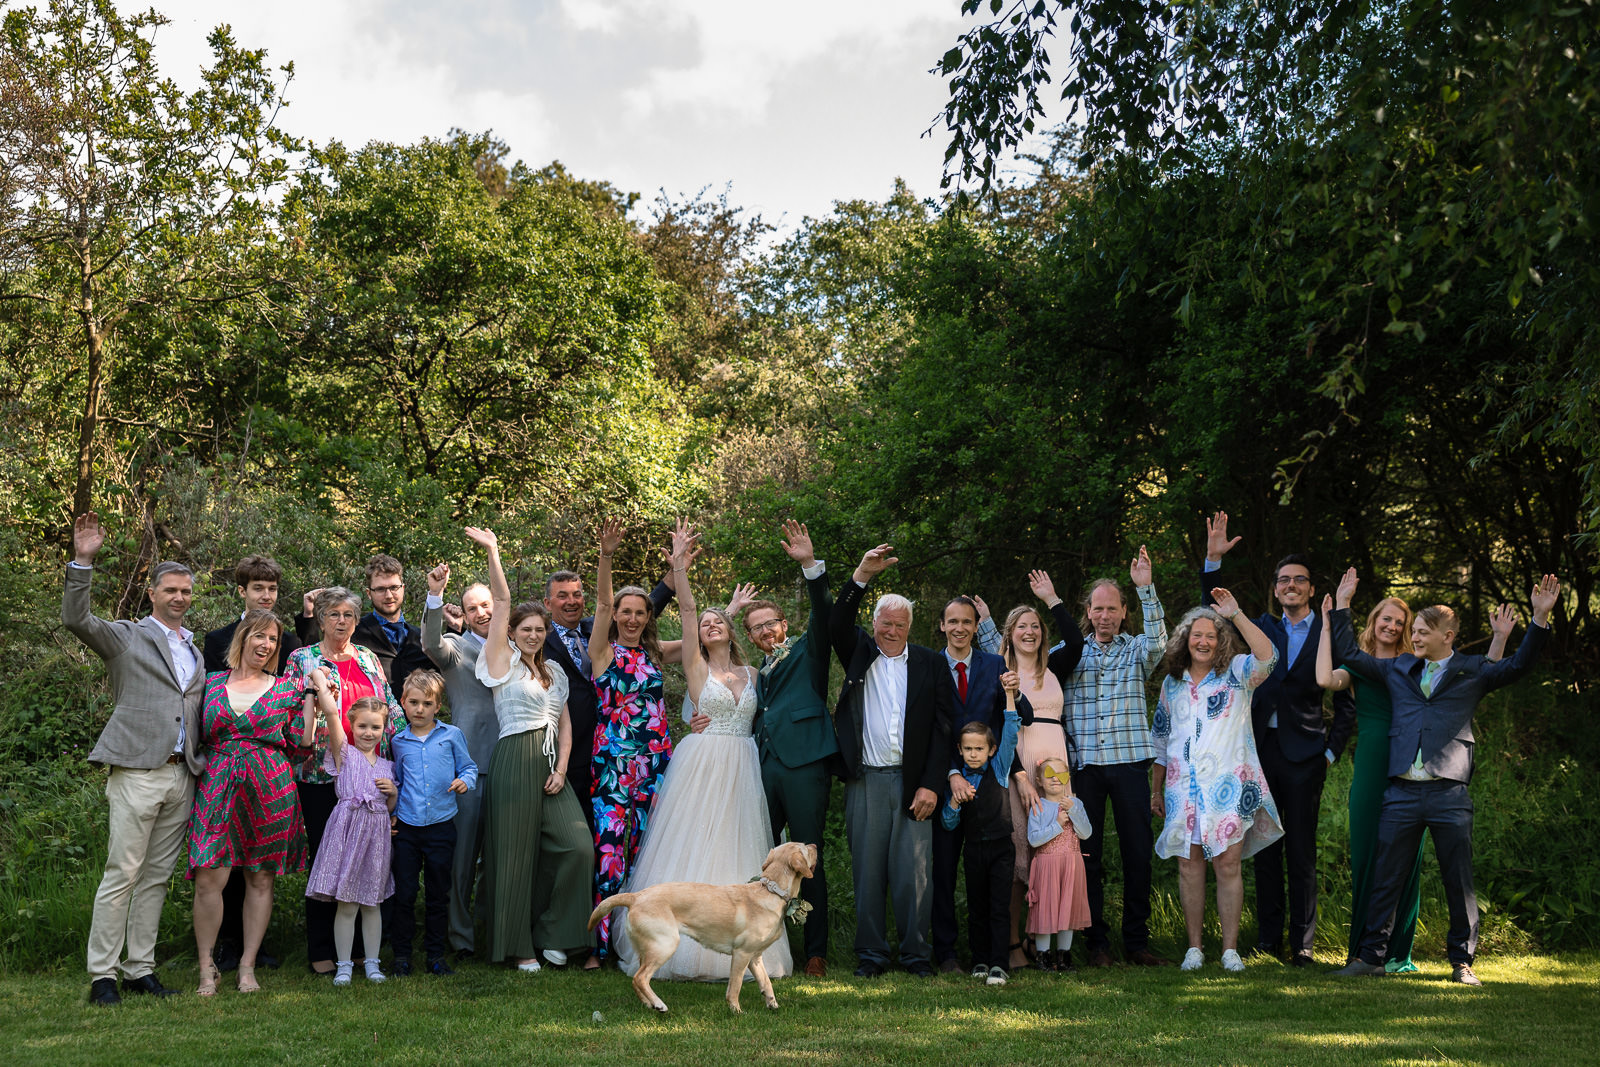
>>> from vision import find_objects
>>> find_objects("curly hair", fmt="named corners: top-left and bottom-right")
top-left (1162, 606), bottom-right (1246, 681)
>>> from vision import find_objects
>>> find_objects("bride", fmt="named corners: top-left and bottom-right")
top-left (613, 522), bottom-right (794, 982)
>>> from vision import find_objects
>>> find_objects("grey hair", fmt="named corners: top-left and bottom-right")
top-left (313, 586), bottom-right (363, 620)
top-left (1162, 605), bottom-right (1245, 681)
top-left (148, 561), bottom-right (194, 588)
top-left (872, 593), bottom-right (915, 625)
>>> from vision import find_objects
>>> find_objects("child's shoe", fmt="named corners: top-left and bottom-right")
top-left (971, 965), bottom-right (989, 980)
top-left (363, 959), bottom-right (387, 983)
top-left (427, 957), bottom-right (455, 976)
top-left (392, 958), bottom-right (412, 977)
top-left (985, 966), bottom-right (1008, 987)
top-left (332, 961), bottom-right (354, 987)
top-left (1180, 948), bottom-right (1204, 971)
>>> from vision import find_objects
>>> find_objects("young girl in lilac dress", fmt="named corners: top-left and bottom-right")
top-left (304, 695), bottom-right (398, 986)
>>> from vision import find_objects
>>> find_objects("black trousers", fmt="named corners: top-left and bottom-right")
top-left (1074, 761), bottom-right (1156, 954)
top-left (1253, 731), bottom-right (1327, 955)
top-left (931, 815), bottom-right (964, 963)
top-left (963, 836), bottom-right (1015, 971)
top-left (391, 820), bottom-right (457, 964)
top-left (299, 782), bottom-right (371, 963)
top-left (1358, 779), bottom-right (1478, 966)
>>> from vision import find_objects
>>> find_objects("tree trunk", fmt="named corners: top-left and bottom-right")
top-left (72, 321), bottom-right (105, 518)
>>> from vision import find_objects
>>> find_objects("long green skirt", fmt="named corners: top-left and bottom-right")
top-left (482, 728), bottom-right (596, 962)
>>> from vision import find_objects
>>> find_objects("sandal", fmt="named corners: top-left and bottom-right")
top-left (1007, 942), bottom-right (1033, 970)
top-left (236, 965), bottom-right (259, 993)
top-left (197, 956), bottom-right (219, 997)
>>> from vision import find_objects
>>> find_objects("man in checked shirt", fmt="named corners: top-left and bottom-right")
top-left (982, 545), bottom-right (1169, 967)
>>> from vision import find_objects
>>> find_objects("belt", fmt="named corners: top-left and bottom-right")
top-left (165, 752), bottom-right (184, 765)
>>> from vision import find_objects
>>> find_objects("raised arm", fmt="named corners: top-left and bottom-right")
top-left (422, 562), bottom-right (461, 670)
top-left (61, 512), bottom-right (130, 658)
top-left (1478, 575), bottom-right (1559, 690)
top-left (1485, 603), bottom-right (1513, 662)
top-left (465, 527), bottom-right (512, 681)
top-left (587, 520), bottom-right (624, 680)
top-left (1131, 546), bottom-right (1169, 671)
top-left (972, 595), bottom-right (1002, 655)
top-left (1029, 570), bottom-right (1085, 684)
top-left (1210, 587), bottom-right (1276, 684)
top-left (1316, 595), bottom-right (1352, 691)
top-left (670, 520), bottom-right (706, 698)
top-left (831, 544), bottom-right (896, 666)
top-left (1329, 567), bottom-right (1389, 679)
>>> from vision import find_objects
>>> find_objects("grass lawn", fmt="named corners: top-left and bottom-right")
top-left (2, 950), bottom-right (1596, 1066)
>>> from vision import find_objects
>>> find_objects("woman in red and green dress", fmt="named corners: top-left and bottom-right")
top-left (188, 610), bottom-right (310, 994)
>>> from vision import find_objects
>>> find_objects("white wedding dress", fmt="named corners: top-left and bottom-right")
top-left (614, 667), bottom-right (794, 982)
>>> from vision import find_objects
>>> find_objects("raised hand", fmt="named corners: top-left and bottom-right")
top-left (426, 562), bottom-right (450, 597)
top-left (972, 594), bottom-right (992, 623)
top-left (854, 544), bottom-right (898, 582)
top-left (72, 512), bottom-right (106, 564)
top-left (1489, 603), bottom-right (1515, 640)
top-left (999, 669), bottom-right (1020, 695)
top-left (302, 587), bottom-right (326, 617)
top-left (1335, 566), bottom-right (1358, 609)
top-left (1210, 587), bottom-right (1242, 619)
top-left (780, 520), bottom-right (816, 567)
top-left (464, 526), bottom-right (498, 552)
top-left (1129, 545), bottom-right (1153, 587)
top-left (668, 517), bottom-right (697, 572)
top-left (726, 582), bottom-right (758, 617)
top-left (1321, 593), bottom-right (1334, 617)
top-left (1205, 510), bottom-right (1242, 561)
top-left (1028, 569), bottom-right (1061, 607)
top-left (1530, 574), bottom-right (1561, 624)
top-left (598, 519), bottom-right (625, 558)
top-left (442, 603), bottom-right (465, 630)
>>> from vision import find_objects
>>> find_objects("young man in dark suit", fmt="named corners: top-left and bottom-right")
top-left (297, 554), bottom-right (434, 692)
top-left (202, 554), bottom-right (300, 973)
top-left (832, 543), bottom-right (954, 978)
top-left (1332, 570), bottom-right (1559, 985)
top-left (742, 520), bottom-right (838, 977)
top-left (202, 555), bottom-right (301, 675)
top-left (1202, 512), bottom-right (1355, 965)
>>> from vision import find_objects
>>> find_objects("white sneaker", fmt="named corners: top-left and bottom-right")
top-left (542, 949), bottom-right (567, 967)
top-left (516, 958), bottom-right (542, 973)
top-left (1221, 949), bottom-right (1245, 973)
top-left (332, 961), bottom-right (353, 987)
top-left (972, 965), bottom-right (989, 980)
top-left (985, 966), bottom-right (1008, 987)
top-left (1180, 948), bottom-right (1204, 971)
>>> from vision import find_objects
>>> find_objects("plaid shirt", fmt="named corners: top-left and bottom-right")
top-left (1064, 584), bottom-right (1167, 768)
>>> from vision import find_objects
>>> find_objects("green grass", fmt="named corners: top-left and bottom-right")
top-left (1, 951), bottom-right (1597, 1066)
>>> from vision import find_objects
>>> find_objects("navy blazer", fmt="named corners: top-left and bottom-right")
top-left (830, 578), bottom-right (954, 811)
top-left (1331, 608), bottom-right (1549, 784)
top-left (1201, 568), bottom-right (1355, 763)
top-left (940, 647), bottom-right (1031, 778)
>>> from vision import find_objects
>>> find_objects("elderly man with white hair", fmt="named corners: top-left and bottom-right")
top-left (830, 543), bottom-right (954, 978)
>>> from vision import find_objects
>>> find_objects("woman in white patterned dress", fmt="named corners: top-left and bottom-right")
top-left (613, 523), bottom-right (793, 982)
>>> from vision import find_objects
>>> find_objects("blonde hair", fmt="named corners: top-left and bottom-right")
top-left (347, 696), bottom-right (389, 727)
top-left (1034, 756), bottom-right (1071, 790)
top-left (700, 607), bottom-right (748, 667)
top-left (1358, 597), bottom-right (1415, 656)
top-left (401, 669), bottom-right (446, 705)
top-left (1000, 605), bottom-right (1048, 687)
top-left (607, 585), bottom-right (664, 665)
top-left (225, 609), bottom-right (283, 670)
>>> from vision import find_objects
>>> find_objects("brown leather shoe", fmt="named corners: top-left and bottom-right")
top-left (1086, 947), bottom-right (1115, 968)
top-left (1126, 949), bottom-right (1174, 967)
top-left (804, 956), bottom-right (827, 978)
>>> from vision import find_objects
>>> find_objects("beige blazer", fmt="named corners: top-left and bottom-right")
top-left (62, 564), bottom-right (206, 773)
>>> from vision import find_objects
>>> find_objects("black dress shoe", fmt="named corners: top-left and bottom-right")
top-left (938, 958), bottom-right (963, 974)
top-left (122, 973), bottom-right (179, 997)
top-left (257, 951), bottom-right (281, 970)
top-left (89, 978), bottom-right (122, 1006)
top-left (907, 962), bottom-right (934, 978)
top-left (1291, 951), bottom-right (1315, 968)
top-left (853, 960), bottom-right (885, 978)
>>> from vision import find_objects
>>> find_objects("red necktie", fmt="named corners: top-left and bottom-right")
top-left (956, 661), bottom-right (968, 702)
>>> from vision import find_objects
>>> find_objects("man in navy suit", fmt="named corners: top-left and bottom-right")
top-left (1202, 512), bottom-right (1355, 965)
top-left (930, 595), bottom-right (1031, 972)
top-left (1332, 570), bottom-right (1559, 985)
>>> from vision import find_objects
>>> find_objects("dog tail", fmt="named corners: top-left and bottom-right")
top-left (587, 893), bottom-right (637, 932)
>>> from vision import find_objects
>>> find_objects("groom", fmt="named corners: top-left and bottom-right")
top-left (743, 520), bottom-right (838, 978)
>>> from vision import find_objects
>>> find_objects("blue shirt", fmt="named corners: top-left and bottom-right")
top-left (941, 707), bottom-right (1020, 832)
top-left (371, 611), bottom-right (413, 651)
top-left (1282, 612), bottom-right (1312, 669)
top-left (391, 721), bottom-right (478, 827)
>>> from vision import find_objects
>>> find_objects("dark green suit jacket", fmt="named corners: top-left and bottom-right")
top-left (754, 570), bottom-right (839, 769)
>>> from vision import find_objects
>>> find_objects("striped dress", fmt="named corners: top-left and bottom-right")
top-left (188, 672), bottom-right (309, 876)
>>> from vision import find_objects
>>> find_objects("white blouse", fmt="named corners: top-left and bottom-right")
top-left (474, 643), bottom-right (571, 758)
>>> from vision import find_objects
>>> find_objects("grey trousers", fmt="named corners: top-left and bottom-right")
top-left (846, 766), bottom-right (932, 968)
top-left (448, 774), bottom-right (486, 953)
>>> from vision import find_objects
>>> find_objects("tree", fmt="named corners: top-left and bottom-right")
top-left (0, 0), bottom-right (296, 517)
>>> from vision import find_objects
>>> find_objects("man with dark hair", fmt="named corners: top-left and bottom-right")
top-left (742, 520), bottom-right (838, 977)
top-left (297, 553), bottom-right (431, 691)
top-left (1202, 512), bottom-right (1355, 965)
top-left (64, 513), bottom-right (205, 1005)
top-left (202, 554), bottom-right (300, 973)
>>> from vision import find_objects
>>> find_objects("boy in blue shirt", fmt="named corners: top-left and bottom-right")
top-left (942, 679), bottom-right (1021, 986)
top-left (390, 669), bottom-right (477, 975)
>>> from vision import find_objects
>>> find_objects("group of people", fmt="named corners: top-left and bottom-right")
top-left (62, 506), bottom-right (1561, 1005)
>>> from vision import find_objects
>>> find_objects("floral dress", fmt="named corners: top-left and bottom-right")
top-left (280, 642), bottom-right (403, 784)
top-left (187, 672), bottom-right (308, 876)
top-left (590, 642), bottom-right (672, 955)
top-left (1151, 651), bottom-right (1284, 861)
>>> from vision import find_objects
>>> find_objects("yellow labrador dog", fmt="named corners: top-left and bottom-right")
top-left (588, 840), bottom-right (817, 1014)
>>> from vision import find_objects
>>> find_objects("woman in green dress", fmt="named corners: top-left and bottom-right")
top-left (1316, 594), bottom-right (1510, 970)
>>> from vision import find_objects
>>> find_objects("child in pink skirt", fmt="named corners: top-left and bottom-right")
top-left (1026, 756), bottom-right (1093, 973)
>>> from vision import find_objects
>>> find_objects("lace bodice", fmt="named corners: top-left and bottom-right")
top-left (693, 669), bottom-right (758, 737)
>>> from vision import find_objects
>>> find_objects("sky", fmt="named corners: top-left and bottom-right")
top-left (133, 0), bottom-right (1033, 232)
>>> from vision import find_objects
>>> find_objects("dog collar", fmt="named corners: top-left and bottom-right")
top-left (751, 876), bottom-right (814, 924)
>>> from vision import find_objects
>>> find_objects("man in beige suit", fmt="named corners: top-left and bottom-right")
top-left (64, 513), bottom-right (207, 1005)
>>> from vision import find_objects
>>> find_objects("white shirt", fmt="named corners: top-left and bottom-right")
top-left (474, 643), bottom-right (571, 755)
top-left (861, 645), bottom-right (909, 768)
top-left (152, 618), bottom-right (197, 752)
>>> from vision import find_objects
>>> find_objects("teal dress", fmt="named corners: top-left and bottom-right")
top-left (1347, 673), bottom-right (1424, 970)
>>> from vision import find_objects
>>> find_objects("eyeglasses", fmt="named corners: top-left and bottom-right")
top-left (324, 611), bottom-right (358, 622)
top-left (749, 620), bottom-right (784, 635)
top-left (368, 584), bottom-right (404, 595)
top-left (1274, 576), bottom-right (1311, 587)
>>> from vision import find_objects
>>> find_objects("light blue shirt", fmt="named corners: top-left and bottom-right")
top-left (391, 720), bottom-right (478, 827)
